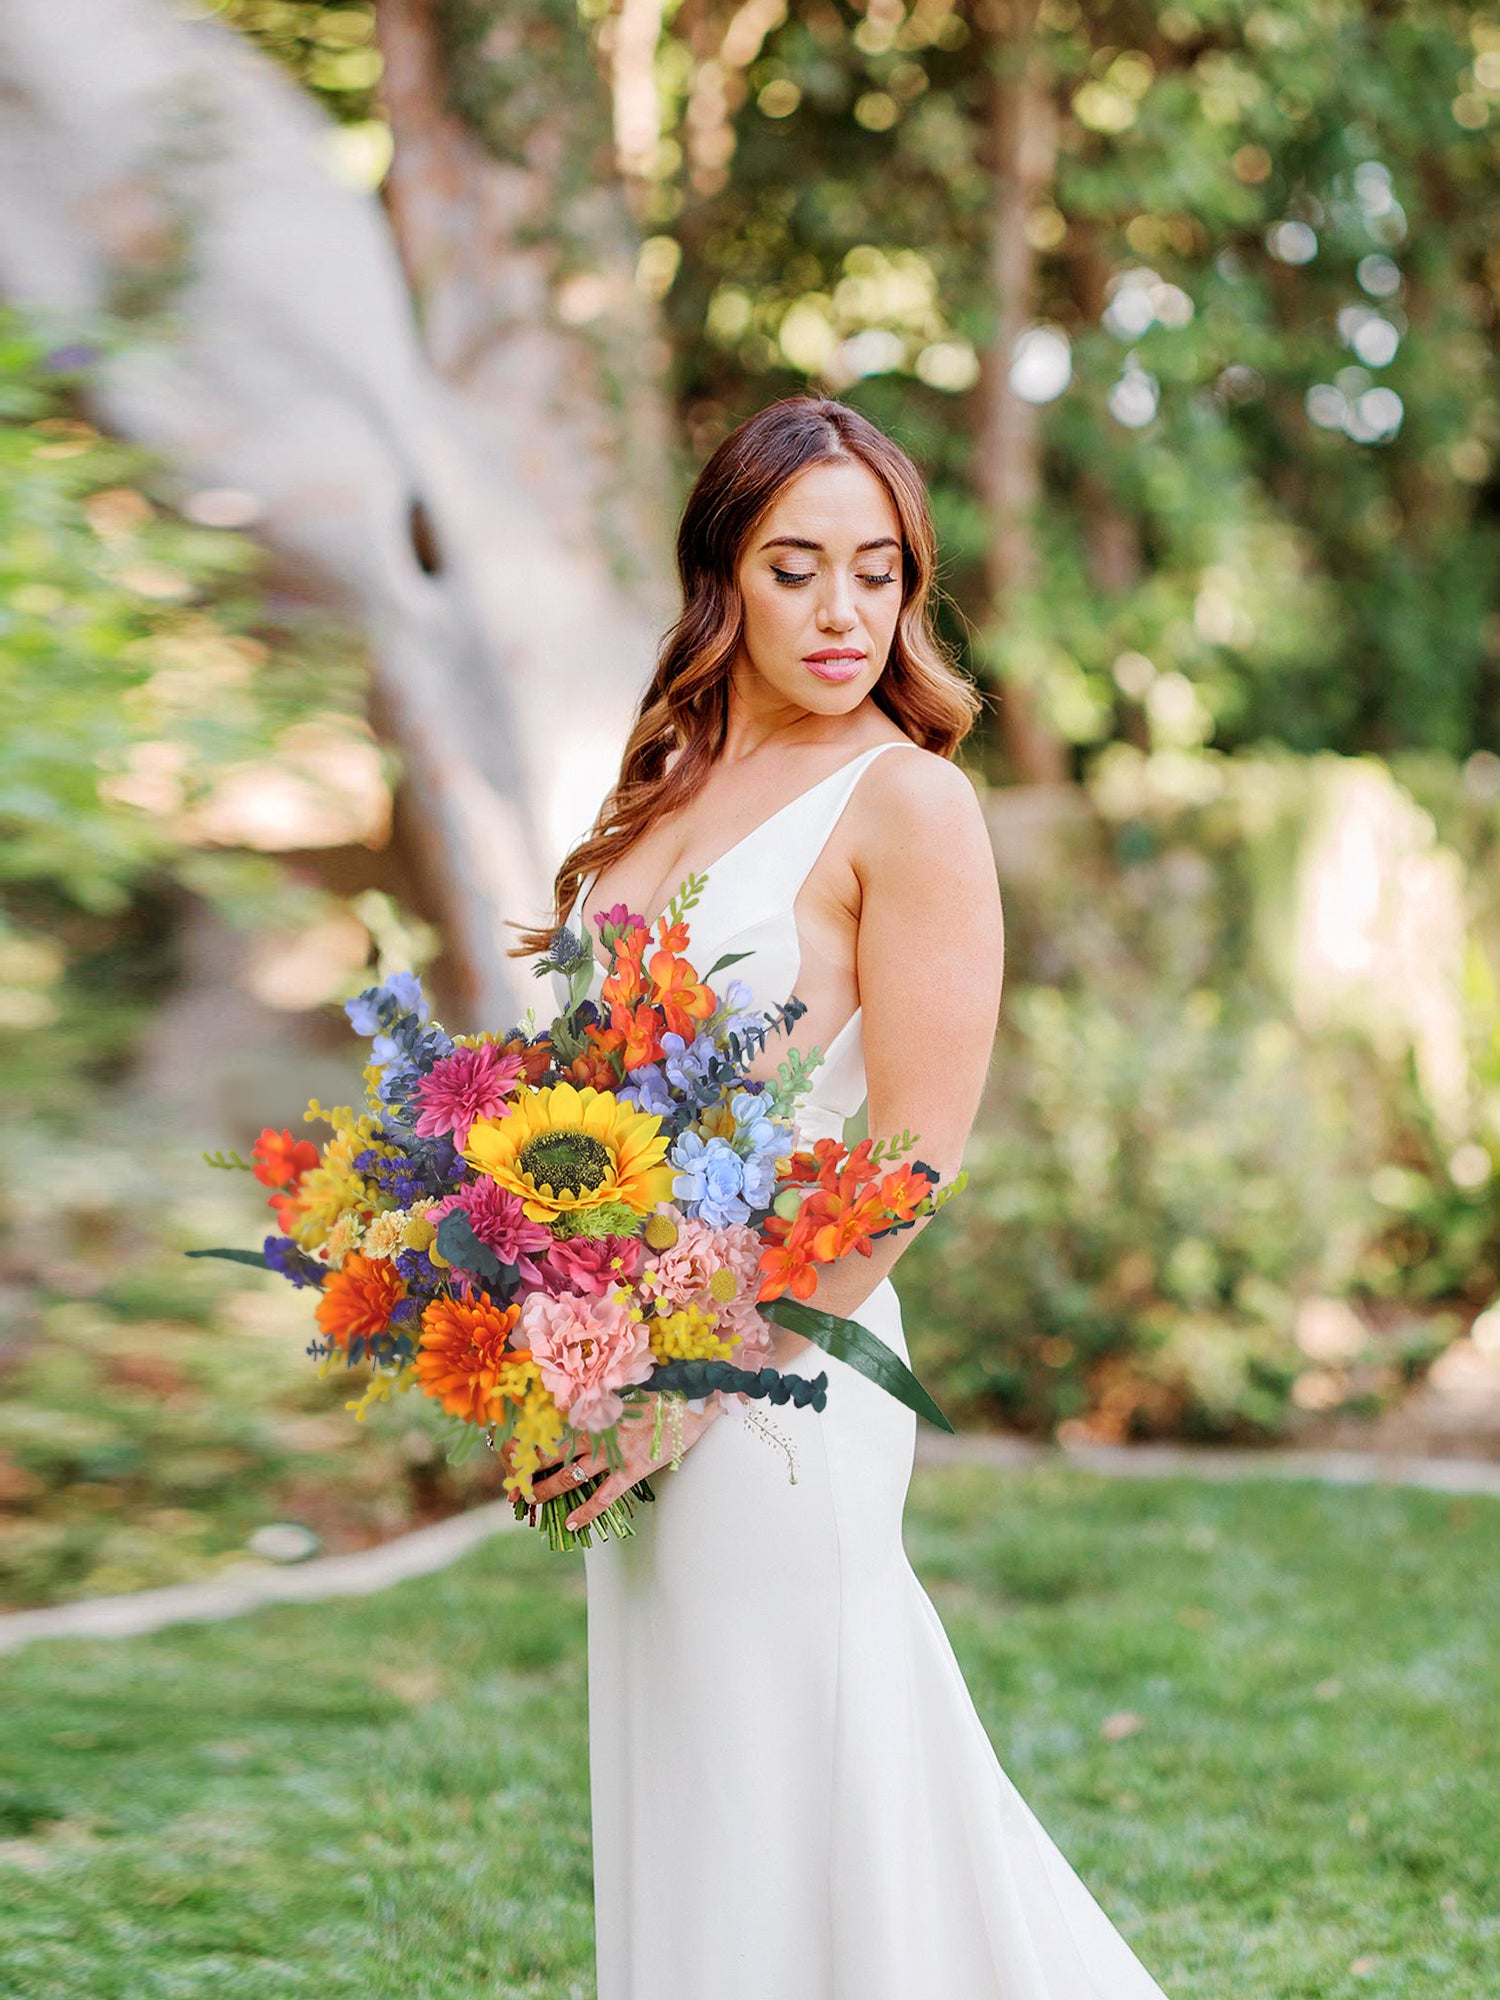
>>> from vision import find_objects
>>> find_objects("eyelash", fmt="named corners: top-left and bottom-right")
top-left (771, 565), bottom-right (898, 588)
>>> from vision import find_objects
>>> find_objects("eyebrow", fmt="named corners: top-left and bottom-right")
top-left (758, 534), bottom-right (902, 555)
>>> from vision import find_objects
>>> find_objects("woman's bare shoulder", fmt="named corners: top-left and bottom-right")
top-left (860, 743), bottom-right (990, 847)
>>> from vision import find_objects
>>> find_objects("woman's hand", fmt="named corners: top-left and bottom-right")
top-left (529, 1394), bottom-right (724, 1531)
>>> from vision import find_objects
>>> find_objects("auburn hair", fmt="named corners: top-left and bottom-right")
top-left (512, 394), bottom-right (980, 956)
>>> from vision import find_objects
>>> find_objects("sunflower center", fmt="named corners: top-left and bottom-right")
top-left (518, 1129), bottom-right (613, 1197)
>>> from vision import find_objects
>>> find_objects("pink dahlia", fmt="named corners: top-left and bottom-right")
top-left (430, 1180), bottom-right (552, 1284)
top-left (411, 1043), bottom-right (525, 1145)
top-left (538, 1233), bottom-right (644, 1299)
top-left (520, 1288), bottom-right (654, 1432)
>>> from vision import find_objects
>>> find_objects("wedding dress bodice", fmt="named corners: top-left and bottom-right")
top-left (571, 740), bottom-right (923, 1145)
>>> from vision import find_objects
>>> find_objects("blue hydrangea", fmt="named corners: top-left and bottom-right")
top-left (669, 1131), bottom-right (752, 1228)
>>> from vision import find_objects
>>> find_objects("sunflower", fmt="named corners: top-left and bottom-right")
top-left (463, 1081), bottom-right (675, 1223)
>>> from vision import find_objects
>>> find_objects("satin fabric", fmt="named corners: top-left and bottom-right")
top-left (572, 744), bottom-right (1172, 1999)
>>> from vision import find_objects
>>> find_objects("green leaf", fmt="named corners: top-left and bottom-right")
top-left (184, 1246), bottom-right (271, 1269)
top-left (760, 1296), bottom-right (956, 1433)
top-left (703, 949), bottom-right (754, 980)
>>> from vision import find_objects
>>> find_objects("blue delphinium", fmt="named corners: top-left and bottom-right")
top-left (619, 1063), bottom-right (674, 1117)
top-left (345, 972), bottom-right (427, 1036)
top-left (729, 1089), bottom-right (784, 1209)
top-left (660, 1030), bottom-right (717, 1095)
top-left (346, 974), bottom-right (453, 1120)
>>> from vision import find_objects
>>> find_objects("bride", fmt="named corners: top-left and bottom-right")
top-left (518, 396), bottom-right (1171, 1999)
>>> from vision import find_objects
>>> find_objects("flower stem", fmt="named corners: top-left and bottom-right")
top-left (512, 1474), bottom-right (656, 1552)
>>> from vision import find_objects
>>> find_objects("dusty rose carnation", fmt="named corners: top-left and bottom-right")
top-left (520, 1288), bottom-right (654, 1432)
top-left (539, 1234), bottom-right (644, 1299)
top-left (639, 1209), bottom-right (772, 1369)
top-left (411, 1043), bottom-right (525, 1144)
top-left (641, 1211), bottom-right (761, 1308)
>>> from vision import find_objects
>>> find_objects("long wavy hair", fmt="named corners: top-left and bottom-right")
top-left (513, 394), bottom-right (980, 956)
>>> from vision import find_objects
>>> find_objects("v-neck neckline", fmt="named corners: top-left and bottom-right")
top-left (577, 743), bottom-right (893, 974)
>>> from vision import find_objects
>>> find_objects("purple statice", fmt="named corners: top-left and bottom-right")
top-left (263, 1235), bottom-right (326, 1288)
top-left (356, 1147), bottom-right (432, 1210)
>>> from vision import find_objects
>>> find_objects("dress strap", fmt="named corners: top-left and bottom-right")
top-left (750, 739), bottom-right (924, 914)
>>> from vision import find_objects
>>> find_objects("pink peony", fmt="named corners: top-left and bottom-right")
top-left (520, 1288), bottom-right (654, 1432)
top-left (412, 1043), bottom-right (525, 1144)
top-left (430, 1180), bottom-right (552, 1283)
top-left (538, 1233), bottom-right (644, 1299)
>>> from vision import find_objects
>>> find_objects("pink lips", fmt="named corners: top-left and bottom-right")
top-left (803, 652), bottom-right (866, 684)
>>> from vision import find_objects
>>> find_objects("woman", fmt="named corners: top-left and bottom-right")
top-left (518, 397), bottom-right (1170, 1999)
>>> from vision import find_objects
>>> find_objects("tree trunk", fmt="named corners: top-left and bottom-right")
top-left (978, 1), bottom-right (1069, 784)
top-left (374, 0), bottom-right (681, 892)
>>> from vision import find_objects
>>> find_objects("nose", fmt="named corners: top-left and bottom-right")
top-left (815, 572), bottom-right (858, 632)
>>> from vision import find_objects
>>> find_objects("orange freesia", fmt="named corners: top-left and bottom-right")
top-left (758, 1238), bottom-right (820, 1302)
top-left (414, 1296), bottom-right (526, 1425)
top-left (606, 999), bottom-right (667, 1070)
top-left (495, 1033), bottom-right (555, 1087)
top-left (252, 1126), bottom-right (319, 1190)
top-left (315, 1253), bottom-right (407, 1348)
top-left (561, 1049), bottom-right (619, 1090)
top-left (877, 1163), bottom-right (935, 1224)
top-left (648, 950), bottom-right (715, 1038)
top-left (602, 933), bottom-right (650, 1011)
top-left (656, 914), bottom-right (691, 954)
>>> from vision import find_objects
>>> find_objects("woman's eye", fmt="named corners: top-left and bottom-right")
top-left (770, 566), bottom-right (897, 587)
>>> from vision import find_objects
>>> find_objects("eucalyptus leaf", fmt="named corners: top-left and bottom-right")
top-left (760, 1297), bottom-right (956, 1433)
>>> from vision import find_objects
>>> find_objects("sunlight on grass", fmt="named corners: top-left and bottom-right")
top-left (0, 1468), bottom-right (1495, 1999)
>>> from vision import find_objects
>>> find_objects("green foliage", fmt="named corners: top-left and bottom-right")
top-left (203, 1), bottom-right (382, 124)
top-left (899, 752), bottom-right (1500, 1439)
top-left (646, 0), bottom-right (1500, 769)
top-left (1, 1468), bottom-right (1495, 1996)
top-left (0, 314), bottom-right (371, 1125)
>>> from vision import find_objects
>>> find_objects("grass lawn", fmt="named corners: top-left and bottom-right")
top-left (0, 1464), bottom-right (1495, 2000)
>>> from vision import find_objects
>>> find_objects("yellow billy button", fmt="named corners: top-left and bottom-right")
top-left (644, 1212), bottom-right (680, 1251)
top-left (709, 1267), bottom-right (739, 1304)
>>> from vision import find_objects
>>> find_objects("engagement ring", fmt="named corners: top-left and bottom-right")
top-left (572, 1463), bottom-right (588, 1483)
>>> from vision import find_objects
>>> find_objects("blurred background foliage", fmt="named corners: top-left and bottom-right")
top-left (3, 0), bottom-right (1500, 1603)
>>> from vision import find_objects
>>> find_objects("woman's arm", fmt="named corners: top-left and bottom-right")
top-left (768, 750), bottom-right (1005, 1355)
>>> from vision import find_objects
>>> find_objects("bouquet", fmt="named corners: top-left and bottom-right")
top-left (193, 873), bottom-right (964, 1549)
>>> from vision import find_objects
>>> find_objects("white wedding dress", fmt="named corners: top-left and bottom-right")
top-left (570, 742), bottom-right (1171, 2000)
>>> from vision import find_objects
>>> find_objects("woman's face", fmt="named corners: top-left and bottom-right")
top-left (732, 458), bottom-right (905, 718)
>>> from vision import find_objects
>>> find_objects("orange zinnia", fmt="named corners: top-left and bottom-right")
top-left (315, 1253), bottom-right (407, 1348)
top-left (415, 1295), bottom-right (526, 1426)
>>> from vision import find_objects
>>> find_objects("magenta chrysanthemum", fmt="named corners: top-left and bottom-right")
top-left (430, 1180), bottom-right (553, 1283)
top-left (411, 1043), bottom-right (525, 1144)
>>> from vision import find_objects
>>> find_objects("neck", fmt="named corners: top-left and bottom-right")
top-left (721, 652), bottom-right (870, 764)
